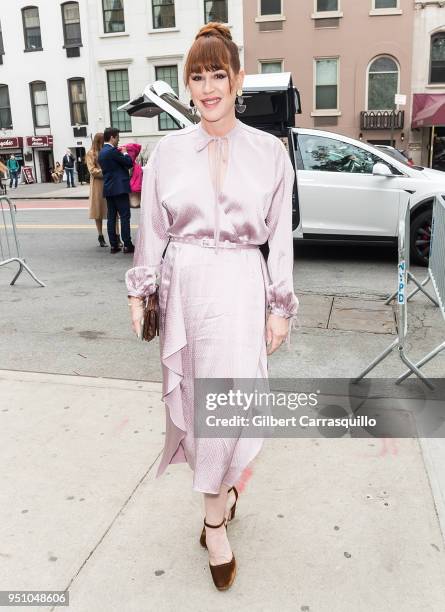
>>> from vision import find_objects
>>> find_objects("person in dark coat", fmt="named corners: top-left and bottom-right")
top-left (62, 149), bottom-right (76, 187)
top-left (98, 127), bottom-right (134, 254)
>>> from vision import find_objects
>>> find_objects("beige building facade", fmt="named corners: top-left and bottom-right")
top-left (243, 0), bottom-right (414, 152)
top-left (410, 0), bottom-right (445, 168)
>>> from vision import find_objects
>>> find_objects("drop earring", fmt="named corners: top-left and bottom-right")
top-left (235, 88), bottom-right (246, 114)
top-left (190, 99), bottom-right (198, 116)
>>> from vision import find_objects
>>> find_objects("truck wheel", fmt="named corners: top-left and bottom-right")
top-left (410, 209), bottom-right (432, 267)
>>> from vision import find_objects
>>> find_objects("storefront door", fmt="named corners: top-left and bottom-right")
top-left (38, 150), bottom-right (54, 182)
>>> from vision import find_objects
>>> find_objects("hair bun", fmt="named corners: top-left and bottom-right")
top-left (196, 22), bottom-right (232, 41)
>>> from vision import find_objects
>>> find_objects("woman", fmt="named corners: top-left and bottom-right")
top-left (86, 133), bottom-right (122, 248)
top-left (51, 162), bottom-right (64, 184)
top-left (0, 160), bottom-right (7, 194)
top-left (126, 23), bottom-right (298, 590)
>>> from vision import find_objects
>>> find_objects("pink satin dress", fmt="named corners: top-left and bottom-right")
top-left (126, 118), bottom-right (299, 494)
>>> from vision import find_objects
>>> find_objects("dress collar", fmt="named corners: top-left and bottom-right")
top-left (195, 118), bottom-right (242, 152)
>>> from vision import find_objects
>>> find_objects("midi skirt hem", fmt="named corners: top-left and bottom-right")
top-left (154, 242), bottom-right (268, 492)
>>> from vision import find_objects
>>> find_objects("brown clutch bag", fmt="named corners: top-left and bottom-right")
top-left (141, 291), bottom-right (160, 342)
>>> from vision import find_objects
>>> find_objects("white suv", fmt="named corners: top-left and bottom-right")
top-left (120, 76), bottom-right (444, 266)
top-left (292, 128), bottom-right (443, 265)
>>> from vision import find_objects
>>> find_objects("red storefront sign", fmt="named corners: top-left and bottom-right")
top-left (26, 136), bottom-right (54, 148)
top-left (0, 137), bottom-right (24, 149)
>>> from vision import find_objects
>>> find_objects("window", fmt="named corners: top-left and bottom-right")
top-left (315, 58), bottom-right (338, 110)
top-left (155, 65), bottom-right (179, 130)
top-left (374, 0), bottom-right (397, 8)
top-left (0, 85), bottom-right (12, 129)
top-left (317, 0), bottom-right (338, 11)
top-left (260, 0), bottom-right (282, 16)
top-left (103, 0), bottom-right (125, 33)
top-left (107, 69), bottom-right (131, 131)
top-left (204, 0), bottom-right (228, 23)
top-left (298, 134), bottom-right (382, 174)
top-left (152, 0), bottom-right (175, 28)
top-left (367, 56), bottom-right (398, 110)
top-left (30, 81), bottom-right (49, 127)
top-left (62, 2), bottom-right (82, 46)
top-left (0, 21), bottom-right (4, 56)
top-left (260, 60), bottom-right (283, 73)
top-left (22, 7), bottom-right (42, 51)
top-left (68, 78), bottom-right (88, 125)
top-left (430, 33), bottom-right (445, 84)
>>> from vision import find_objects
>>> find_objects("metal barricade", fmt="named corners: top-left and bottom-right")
top-left (384, 202), bottom-right (438, 307)
top-left (353, 193), bottom-right (434, 389)
top-left (0, 196), bottom-right (45, 287)
top-left (396, 194), bottom-right (445, 382)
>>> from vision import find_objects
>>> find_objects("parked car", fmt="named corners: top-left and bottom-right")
top-left (373, 144), bottom-right (414, 167)
top-left (119, 75), bottom-right (443, 266)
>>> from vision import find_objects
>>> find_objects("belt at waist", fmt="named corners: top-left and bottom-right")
top-left (169, 236), bottom-right (259, 250)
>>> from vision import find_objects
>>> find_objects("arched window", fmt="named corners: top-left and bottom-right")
top-left (61, 2), bottom-right (82, 47)
top-left (0, 84), bottom-right (12, 129)
top-left (22, 6), bottom-right (42, 51)
top-left (30, 81), bottom-right (49, 127)
top-left (367, 56), bottom-right (399, 111)
top-left (430, 33), bottom-right (445, 84)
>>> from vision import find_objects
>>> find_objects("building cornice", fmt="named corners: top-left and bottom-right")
top-left (415, 1), bottom-right (445, 9)
top-left (98, 58), bottom-right (133, 66)
top-left (146, 54), bottom-right (184, 61)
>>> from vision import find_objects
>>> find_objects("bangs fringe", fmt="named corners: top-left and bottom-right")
top-left (184, 36), bottom-right (233, 86)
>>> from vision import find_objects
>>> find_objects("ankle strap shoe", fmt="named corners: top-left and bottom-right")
top-left (202, 517), bottom-right (237, 591)
top-left (200, 486), bottom-right (238, 549)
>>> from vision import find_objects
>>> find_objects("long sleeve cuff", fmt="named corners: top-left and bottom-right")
top-left (125, 265), bottom-right (160, 297)
top-left (267, 285), bottom-right (299, 319)
top-left (267, 286), bottom-right (300, 350)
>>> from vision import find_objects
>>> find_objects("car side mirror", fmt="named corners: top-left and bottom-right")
top-left (372, 162), bottom-right (395, 177)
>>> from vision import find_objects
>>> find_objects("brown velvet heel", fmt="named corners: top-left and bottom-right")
top-left (203, 516), bottom-right (237, 591)
top-left (200, 486), bottom-right (238, 549)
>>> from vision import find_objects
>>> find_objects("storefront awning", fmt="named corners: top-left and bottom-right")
top-left (412, 93), bottom-right (445, 128)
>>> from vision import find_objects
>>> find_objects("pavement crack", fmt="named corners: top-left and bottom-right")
top-left (326, 297), bottom-right (335, 329)
top-left (49, 450), bottom-right (163, 611)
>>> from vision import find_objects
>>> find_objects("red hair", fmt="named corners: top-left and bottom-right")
top-left (183, 22), bottom-right (241, 92)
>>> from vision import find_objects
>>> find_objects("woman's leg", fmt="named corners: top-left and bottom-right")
top-left (95, 219), bottom-right (102, 235)
top-left (203, 484), bottom-right (233, 566)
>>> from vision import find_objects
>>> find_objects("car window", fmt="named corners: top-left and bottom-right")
top-left (371, 145), bottom-right (411, 168)
top-left (298, 134), bottom-right (383, 174)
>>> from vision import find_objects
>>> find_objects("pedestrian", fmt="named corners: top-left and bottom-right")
top-left (86, 133), bottom-right (109, 248)
top-left (62, 149), bottom-right (75, 187)
top-left (6, 154), bottom-right (20, 189)
top-left (51, 162), bottom-right (64, 183)
top-left (85, 134), bottom-right (122, 248)
top-left (76, 156), bottom-right (87, 185)
top-left (98, 127), bottom-right (134, 254)
top-left (0, 160), bottom-right (7, 194)
top-left (118, 142), bottom-right (142, 208)
top-left (126, 22), bottom-right (298, 591)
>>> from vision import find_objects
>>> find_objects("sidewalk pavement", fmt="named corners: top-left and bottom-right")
top-left (1, 368), bottom-right (445, 612)
top-left (5, 181), bottom-right (89, 200)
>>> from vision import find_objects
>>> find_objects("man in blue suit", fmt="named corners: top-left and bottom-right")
top-left (98, 127), bottom-right (134, 254)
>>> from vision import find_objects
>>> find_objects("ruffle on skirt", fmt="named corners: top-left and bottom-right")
top-left (155, 241), bottom-right (292, 493)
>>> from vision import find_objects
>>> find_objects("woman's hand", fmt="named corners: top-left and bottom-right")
top-left (266, 313), bottom-right (289, 355)
top-left (128, 296), bottom-right (145, 338)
